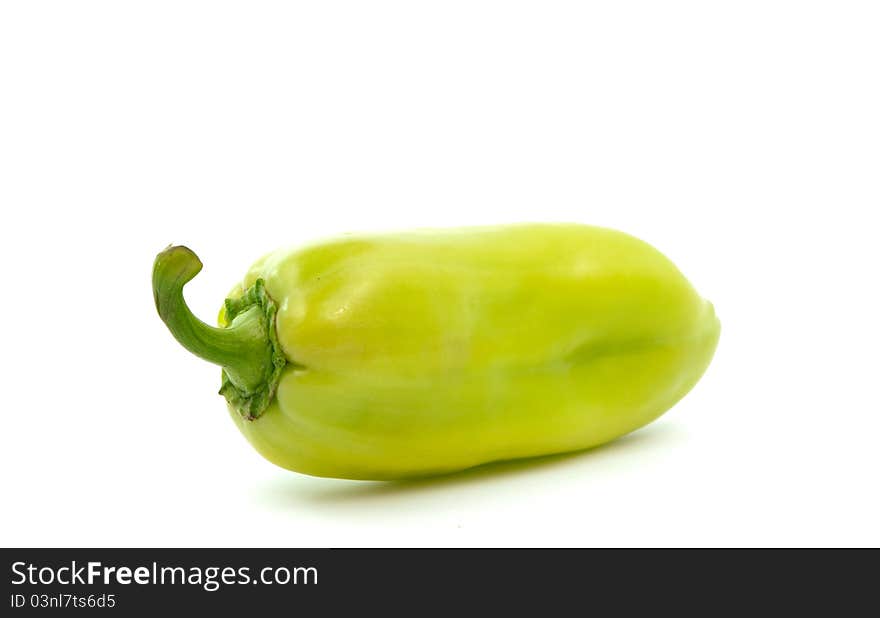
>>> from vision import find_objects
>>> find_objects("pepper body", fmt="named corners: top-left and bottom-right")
top-left (207, 224), bottom-right (720, 479)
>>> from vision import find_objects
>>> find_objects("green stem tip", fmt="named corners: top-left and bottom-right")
top-left (152, 245), bottom-right (286, 420)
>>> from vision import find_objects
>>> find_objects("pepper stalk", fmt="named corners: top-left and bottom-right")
top-left (152, 245), bottom-right (286, 419)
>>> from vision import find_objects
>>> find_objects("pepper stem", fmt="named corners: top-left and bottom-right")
top-left (152, 245), bottom-right (273, 399)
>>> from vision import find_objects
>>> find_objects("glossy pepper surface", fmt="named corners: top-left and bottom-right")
top-left (153, 224), bottom-right (720, 480)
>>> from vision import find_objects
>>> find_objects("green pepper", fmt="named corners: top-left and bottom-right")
top-left (153, 224), bottom-right (719, 480)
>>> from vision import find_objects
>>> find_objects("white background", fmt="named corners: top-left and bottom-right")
top-left (1, 2), bottom-right (878, 547)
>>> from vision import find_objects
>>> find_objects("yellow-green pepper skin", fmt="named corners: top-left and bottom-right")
top-left (153, 224), bottom-right (719, 480)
